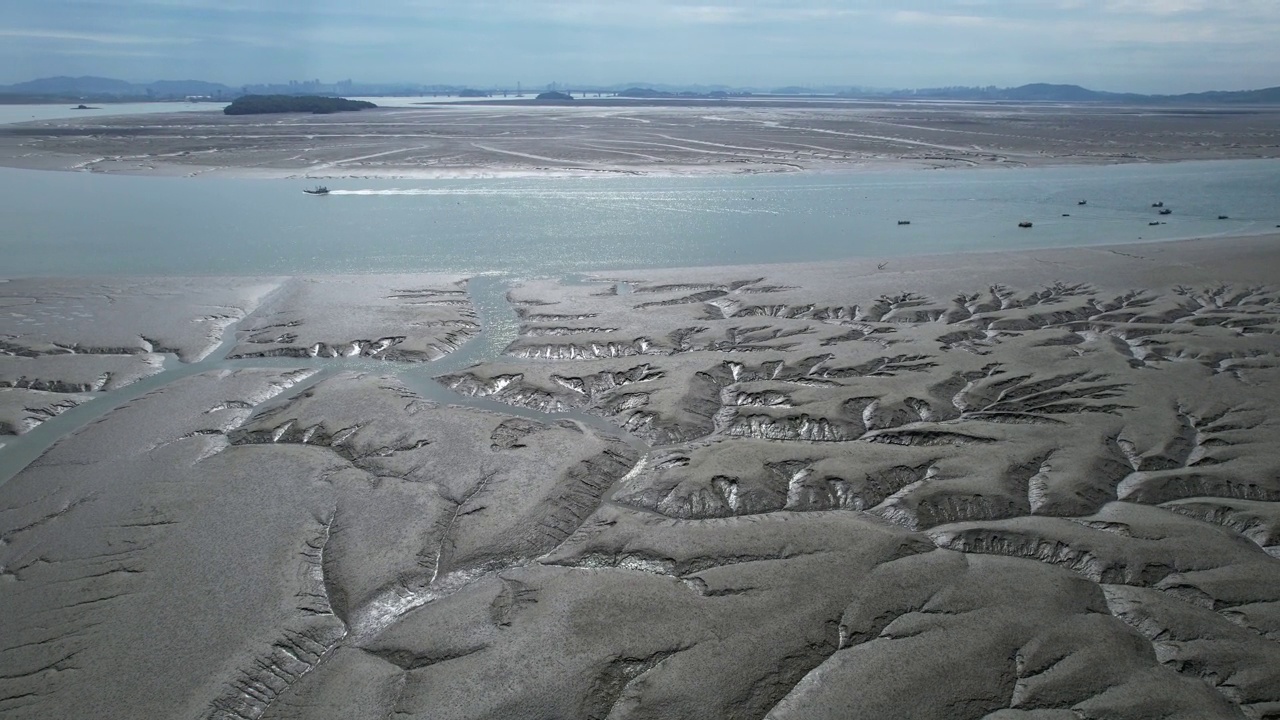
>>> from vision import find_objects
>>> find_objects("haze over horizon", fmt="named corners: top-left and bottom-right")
top-left (3, 0), bottom-right (1279, 94)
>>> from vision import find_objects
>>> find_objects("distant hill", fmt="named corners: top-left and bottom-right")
top-left (617, 87), bottom-right (748, 100)
top-left (3, 75), bottom-right (1279, 105)
top-left (223, 95), bottom-right (376, 115)
top-left (838, 83), bottom-right (1280, 104)
top-left (1002, 84), bottom-right (1117, 101)
top-left (2, 76), bottom-right (137, 96)
top-left (0, 76), bottom-right (234, 100)
top-left (535, 91), bottom-right (574, 101)
top-left (617, 87), bottom-right (669, 99)
top-left (1176, 86), bottom-right (1280, 104)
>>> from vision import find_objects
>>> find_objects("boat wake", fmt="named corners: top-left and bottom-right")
top-left (326, 189), bottom-right (454, 196)
top-left (319, 188), bottom-right (781, 214)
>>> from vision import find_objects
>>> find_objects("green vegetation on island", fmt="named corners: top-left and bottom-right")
top-left (223, 95), bottom-right (377, 115)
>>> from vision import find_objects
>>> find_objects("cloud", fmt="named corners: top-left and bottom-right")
top-left (0, 28), bottom-right (192, 45)
top-left (0, 0), bottom-right (1276, 91)
top-left (887, 10), bottom-right (1005, 28)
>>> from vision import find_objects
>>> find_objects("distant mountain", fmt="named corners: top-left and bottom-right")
top-left (2, 76), bottom-right (137, 96)
top-left (1176, 86), bottom-right (1280, 104)
top-left (3, 76), bottom-right (1279, 105)
top-left (0, 76), bottom-right (234, 99)
top-left (617, 87), bottom-right (670, 99)
top-left (838, 83), bottom-right (1280, 104)
top-left (611, 82), bottom-right (739, 94)
top-left (616, 87), bottom-right (746, 100)
top-left (1002, 83), bottom-right (1116, 101)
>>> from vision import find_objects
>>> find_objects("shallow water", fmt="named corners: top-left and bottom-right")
top-left (0, 101), bottom-right (224, 126)
top-left (2, 159), bottom-right (1278, 277)
top-left (3, 158), bottom-right (1279, 482)
top-left (0, 275), bottom-right (643, 486)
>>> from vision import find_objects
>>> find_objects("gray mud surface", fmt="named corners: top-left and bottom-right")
top-left (2, 235), bottom-right (1280, 718)
top-left (2, 101), bottom-right (1279, 177)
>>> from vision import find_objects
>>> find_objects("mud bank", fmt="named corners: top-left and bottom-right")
top-left (2, 102), bottom-right (1280, 178)
top-left (2, 235), bottom-right (1280, 718)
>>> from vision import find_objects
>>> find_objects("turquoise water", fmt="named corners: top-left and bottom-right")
top-left (2, 158), bottom-right (1279, 482)
top-left (2, 159), bottom-right (1279, 277)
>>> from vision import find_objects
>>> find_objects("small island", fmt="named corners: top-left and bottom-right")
top-left (535, 91), bottom-right (574, 101)
top-left (223, 95), bottom-right (377, 116)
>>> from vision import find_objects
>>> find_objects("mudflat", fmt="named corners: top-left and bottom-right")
top-left (2, 234), bottom-right (1279, 718)
top-left (2, 100), bottom-right (1279, 177)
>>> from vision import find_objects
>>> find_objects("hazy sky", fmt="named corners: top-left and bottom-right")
top-left (3, 0), bottom-right (1278, 92)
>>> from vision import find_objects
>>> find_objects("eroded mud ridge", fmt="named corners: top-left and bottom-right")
top-left (2, 237), bottom-right (1280, 719)
top-left (0, 275), bottom-right (476, 440)
top-left (444, 239), bottom-right (1280, 719)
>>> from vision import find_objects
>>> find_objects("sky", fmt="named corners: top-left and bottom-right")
top-left (2, 0), bottom-right (1278, 93)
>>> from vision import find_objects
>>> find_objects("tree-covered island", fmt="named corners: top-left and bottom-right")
top-left (223, 95), bottom-right (377, 115)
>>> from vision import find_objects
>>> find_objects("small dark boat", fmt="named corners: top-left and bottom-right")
top-left (1218, 215), bottom-right (1230, 220)
top-left (1152, 201), bottom-right (1164, 208)
top-left (1062, 214), bottom-right (1070, 217)
top-left (1018, 221), bottom-right (1033, 228)
top-left (303, 185), bottom-right (330, 195)
top-left (1149, 221), bottom-right (1161, 226)
top-left (1159, 208), bottom-right (1172, 215)
top-left (1077, 200), bottom-right (1087, 205)
top-left (897, 220), bottom-right (911, 225)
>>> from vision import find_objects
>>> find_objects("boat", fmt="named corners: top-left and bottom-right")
top-left (897, 220), bottom-right (911, 225)
top-left (1152, 201), bottom-right (1164, 208)
top-left (303, 185), bottom-right (330, 195)
top-left (1018, 221), bottom-right (1033, 228)
top-left (1159, 208), bottom-right (1172, 215)
top-left (1149, 221), bottom-right (1161, 226)
top-left (1077, 200), bottom-right (1087, 205)
top-left (1218, 215), bottom-right (1230, 220)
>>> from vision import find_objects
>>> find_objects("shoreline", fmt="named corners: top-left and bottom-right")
top-left (3, 231), bottom-right (1279, 282)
